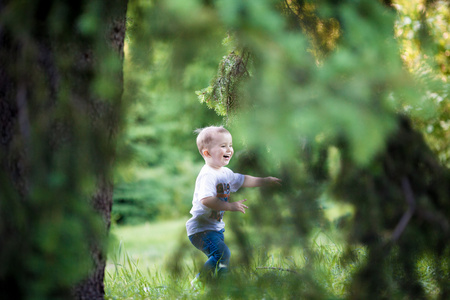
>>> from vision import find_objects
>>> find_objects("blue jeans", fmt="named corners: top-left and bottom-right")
top-left (189, 229), bottom-right (230, 279)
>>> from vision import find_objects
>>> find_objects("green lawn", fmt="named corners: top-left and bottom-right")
top-left (104, 218), bottom-right (357, 299)
top-left (105, 218), bottom-right (441, 299)
top-left (107, 218), bottom-right (190, 274)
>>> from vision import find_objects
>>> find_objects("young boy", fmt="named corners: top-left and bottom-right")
top-left (186, 126), bottom-right (281, 284)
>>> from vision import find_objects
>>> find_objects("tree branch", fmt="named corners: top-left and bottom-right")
top-left (391, 177), bottom-right (416, 242)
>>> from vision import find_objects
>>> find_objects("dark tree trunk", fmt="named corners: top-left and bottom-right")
top-left (73, 180), bottom-right (116, 299)
top-left (0, 1), bottom-right (128, 299)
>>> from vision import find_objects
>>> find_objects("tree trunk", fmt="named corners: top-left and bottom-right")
top-left (0, 1), bottom-right (128, 299)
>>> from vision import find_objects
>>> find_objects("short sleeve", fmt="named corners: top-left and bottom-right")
top-left (229, 172), bottom-right (245, 192)
top-left (196, 173), bottom-right (217, 201)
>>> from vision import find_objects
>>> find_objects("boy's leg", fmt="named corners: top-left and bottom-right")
top-left (189, 229), bottom-right (230, 279)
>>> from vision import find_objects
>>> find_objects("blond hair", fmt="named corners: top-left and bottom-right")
top-left (195, 126), bottom-right (230, 155)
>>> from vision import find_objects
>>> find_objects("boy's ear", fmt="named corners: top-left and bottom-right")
top-left (202, 149), bottom-right (210, 157)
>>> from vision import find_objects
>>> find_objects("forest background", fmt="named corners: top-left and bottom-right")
top-left (114, 0), bottom-right (450, 225)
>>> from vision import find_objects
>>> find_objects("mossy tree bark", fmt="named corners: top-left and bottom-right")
top-left (0, 1), bottom-right (128, 299)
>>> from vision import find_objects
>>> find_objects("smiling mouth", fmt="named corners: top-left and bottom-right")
top-left (223, 155), bottom-right (231, 159)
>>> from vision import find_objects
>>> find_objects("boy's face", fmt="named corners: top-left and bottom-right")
top-left (203, 132), bottom-right (234, 169)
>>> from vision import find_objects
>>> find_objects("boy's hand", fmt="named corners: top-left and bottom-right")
top-left (201, 196), bottom-right (248, 213)
top-left (263, 177), bottom-right (282, 186)
top-left (229, 199), bottom-right (248, 214)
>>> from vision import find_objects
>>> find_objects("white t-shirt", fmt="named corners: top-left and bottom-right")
top-left (186, 164), bottom-right (245, 236)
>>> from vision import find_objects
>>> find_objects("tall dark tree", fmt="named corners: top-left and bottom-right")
top-left (0, 1), bottom-right (127, 299)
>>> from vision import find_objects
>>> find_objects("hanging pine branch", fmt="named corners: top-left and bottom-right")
top-left (196, 49), bottom-right (251, 119)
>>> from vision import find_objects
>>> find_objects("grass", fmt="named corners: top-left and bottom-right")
top-left (107, 218), bottom-right (188, 274)
top-left (105, 218), bottom-right (194, 299)
top-left (104, 218), bottom-right (365, 299)
top-left (105, 218), bottom-right (443, 299)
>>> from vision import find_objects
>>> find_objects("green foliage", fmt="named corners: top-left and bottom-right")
top-left (394, 0), bottom-right (450, 166)
top-left (229, 1), bottom-right (411, 166)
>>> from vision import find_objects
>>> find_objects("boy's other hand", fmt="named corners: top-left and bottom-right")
top-left (264, 177), bottom-right (282, 186)
top-left (230, 199), bottom-right (248, 214)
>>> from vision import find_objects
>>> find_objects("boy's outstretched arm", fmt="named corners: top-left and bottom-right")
top-left (201, 197), bottom-right (248, 213)
top-left (242, 175), bottom-right (282, 188)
